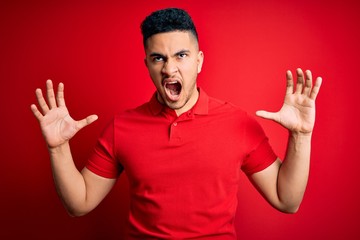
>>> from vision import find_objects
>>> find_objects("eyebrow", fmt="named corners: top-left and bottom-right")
top-left (149, 52), bottom-right (165, 58)
top-left (174, 49), bottom-right (191, 57)
top-left (149, 49), bottom-right (191, 58)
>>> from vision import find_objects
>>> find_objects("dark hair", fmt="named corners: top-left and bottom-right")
top-left (141, 8), bottom-right (199, 47)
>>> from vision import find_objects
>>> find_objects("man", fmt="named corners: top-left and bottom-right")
top-left (31, 8), bottom-right (322, 239)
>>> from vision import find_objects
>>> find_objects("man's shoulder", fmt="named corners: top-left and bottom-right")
top-left (113, 101), bottom-right (153, 122)
top-left (207, 95), bottom-right (247, 116)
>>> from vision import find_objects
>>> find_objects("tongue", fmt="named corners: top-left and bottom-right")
top-left (167, 83), bottom-right (180, 95)
top-left (165, 82), bottom-right (181, 101)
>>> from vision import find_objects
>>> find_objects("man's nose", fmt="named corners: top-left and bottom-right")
top-left (161, 59), bottom-right (178, 76)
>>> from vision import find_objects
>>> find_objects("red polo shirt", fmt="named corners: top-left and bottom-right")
top-left (86, 89), bottom-right (277, 239)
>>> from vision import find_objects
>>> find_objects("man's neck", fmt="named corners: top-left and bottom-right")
top-left (175, 88), bottom-right (199, 116)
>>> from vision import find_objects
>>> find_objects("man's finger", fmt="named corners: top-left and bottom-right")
top-left (285, 70), bottom-right (294, 95)
top-left (35, 88), bottom-right (50, 114)
top-left (295, 68), bottom-right (304, 94)
top-left (256, 110), bottom-right (277, 121)
top-left (76, 115), bottom-right (99, 130)
top-left (30, 104), bottom-right (43, 121)
top-left (46, 79), bottom-right (57, 109)
top-left (310, 77), bottom-right (322, 100)
top-left (56, 82), bottom-right (66, 107)
top-left (303, 70), bottom-right (313, 96)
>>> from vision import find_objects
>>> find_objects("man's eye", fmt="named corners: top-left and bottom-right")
top-left (178, 53), bottom-right (187, 58)
top-left (153, 56), bottom-right (164, 62)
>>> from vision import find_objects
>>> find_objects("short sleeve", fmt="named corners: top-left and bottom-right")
top-left (241, 115), bottom-right (277, 175)
top-left (86, 119), bottom-right (123, 178)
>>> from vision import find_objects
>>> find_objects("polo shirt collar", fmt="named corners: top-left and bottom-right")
top-left (149, 87), bottom-right (209, 116)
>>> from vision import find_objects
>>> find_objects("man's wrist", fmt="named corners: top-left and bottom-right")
top-left (288, 130), bottom-right (312, 143)
top-left (48, 142), bottom-right (70, 155)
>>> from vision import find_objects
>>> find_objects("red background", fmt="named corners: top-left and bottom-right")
top-left (1, 0), bottom-right (359, 239)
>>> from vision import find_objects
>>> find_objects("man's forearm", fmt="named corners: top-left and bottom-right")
top-left (277, 132), bottom-right (312, 212)
top-left (48, 142), bottom-right (88, 216)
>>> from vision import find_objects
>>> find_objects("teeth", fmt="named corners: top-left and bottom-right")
top-left (165, 81), bottom-right (178, 85)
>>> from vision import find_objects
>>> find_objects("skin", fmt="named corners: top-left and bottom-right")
top-left (253, 69), bottom-right (322, 212)
top-left (31, 80), bottom-right (115, 216)
top-left (31, 30), bottom-right (322, 216)
top-left (144, 31), bottom-right (204, 116)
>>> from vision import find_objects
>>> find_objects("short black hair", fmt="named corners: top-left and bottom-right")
top-left (141, 8), bottom-right (199, 47)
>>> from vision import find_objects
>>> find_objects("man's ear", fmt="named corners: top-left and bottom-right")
top-left (197, 51), bottom-right (204, 73)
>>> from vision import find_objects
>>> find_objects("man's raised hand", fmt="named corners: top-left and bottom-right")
top-left (256, 68), bottom-right (322, 135)
top-left (31, 80), bottom-right (98, 148)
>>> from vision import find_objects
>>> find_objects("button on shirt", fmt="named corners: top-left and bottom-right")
top-left (86, 88), bottom-right (277, 239)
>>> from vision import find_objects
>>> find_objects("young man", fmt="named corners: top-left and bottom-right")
top-left (31, 8), bottom-right (322, 239)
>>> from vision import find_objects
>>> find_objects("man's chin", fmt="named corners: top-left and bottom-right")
top-left (165, 100), bottom-right (185, 110)
top-left (158, 92), bottom-right (182, 107)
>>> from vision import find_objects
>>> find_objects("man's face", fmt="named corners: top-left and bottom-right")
top-left (144, 31), bottom-right (204, 115)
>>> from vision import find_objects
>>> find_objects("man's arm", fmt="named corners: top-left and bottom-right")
top-left (249, 68), bottom-right (322, 213)
top-left (48, 142), bottom-right (116, 216)
top-left (31, 80), bottom-right (116, 216)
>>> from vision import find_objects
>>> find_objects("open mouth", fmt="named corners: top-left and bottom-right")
top-left (164, 80), bottom-right (182, 101)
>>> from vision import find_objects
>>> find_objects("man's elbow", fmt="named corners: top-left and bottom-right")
top-left (65, 205), bottom-right (91, 217)
top-left (274, 192), bottom-right (304, 214)
top-left (276, 202), bottom-right (301, 214)
top-left (281, 206), bottom-right (299, 214)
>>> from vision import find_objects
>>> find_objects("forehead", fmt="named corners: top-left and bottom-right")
top-left (145, 31), bottom-right (198, 53)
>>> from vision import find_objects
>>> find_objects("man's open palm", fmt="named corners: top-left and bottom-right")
top-left (256, 68), bottom-right (322, 134)
top-left (31, 80), bottom-right (98, 148)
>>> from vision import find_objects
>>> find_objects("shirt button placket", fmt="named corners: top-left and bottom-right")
top-left (170, 121), bottom-right (181, 142)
